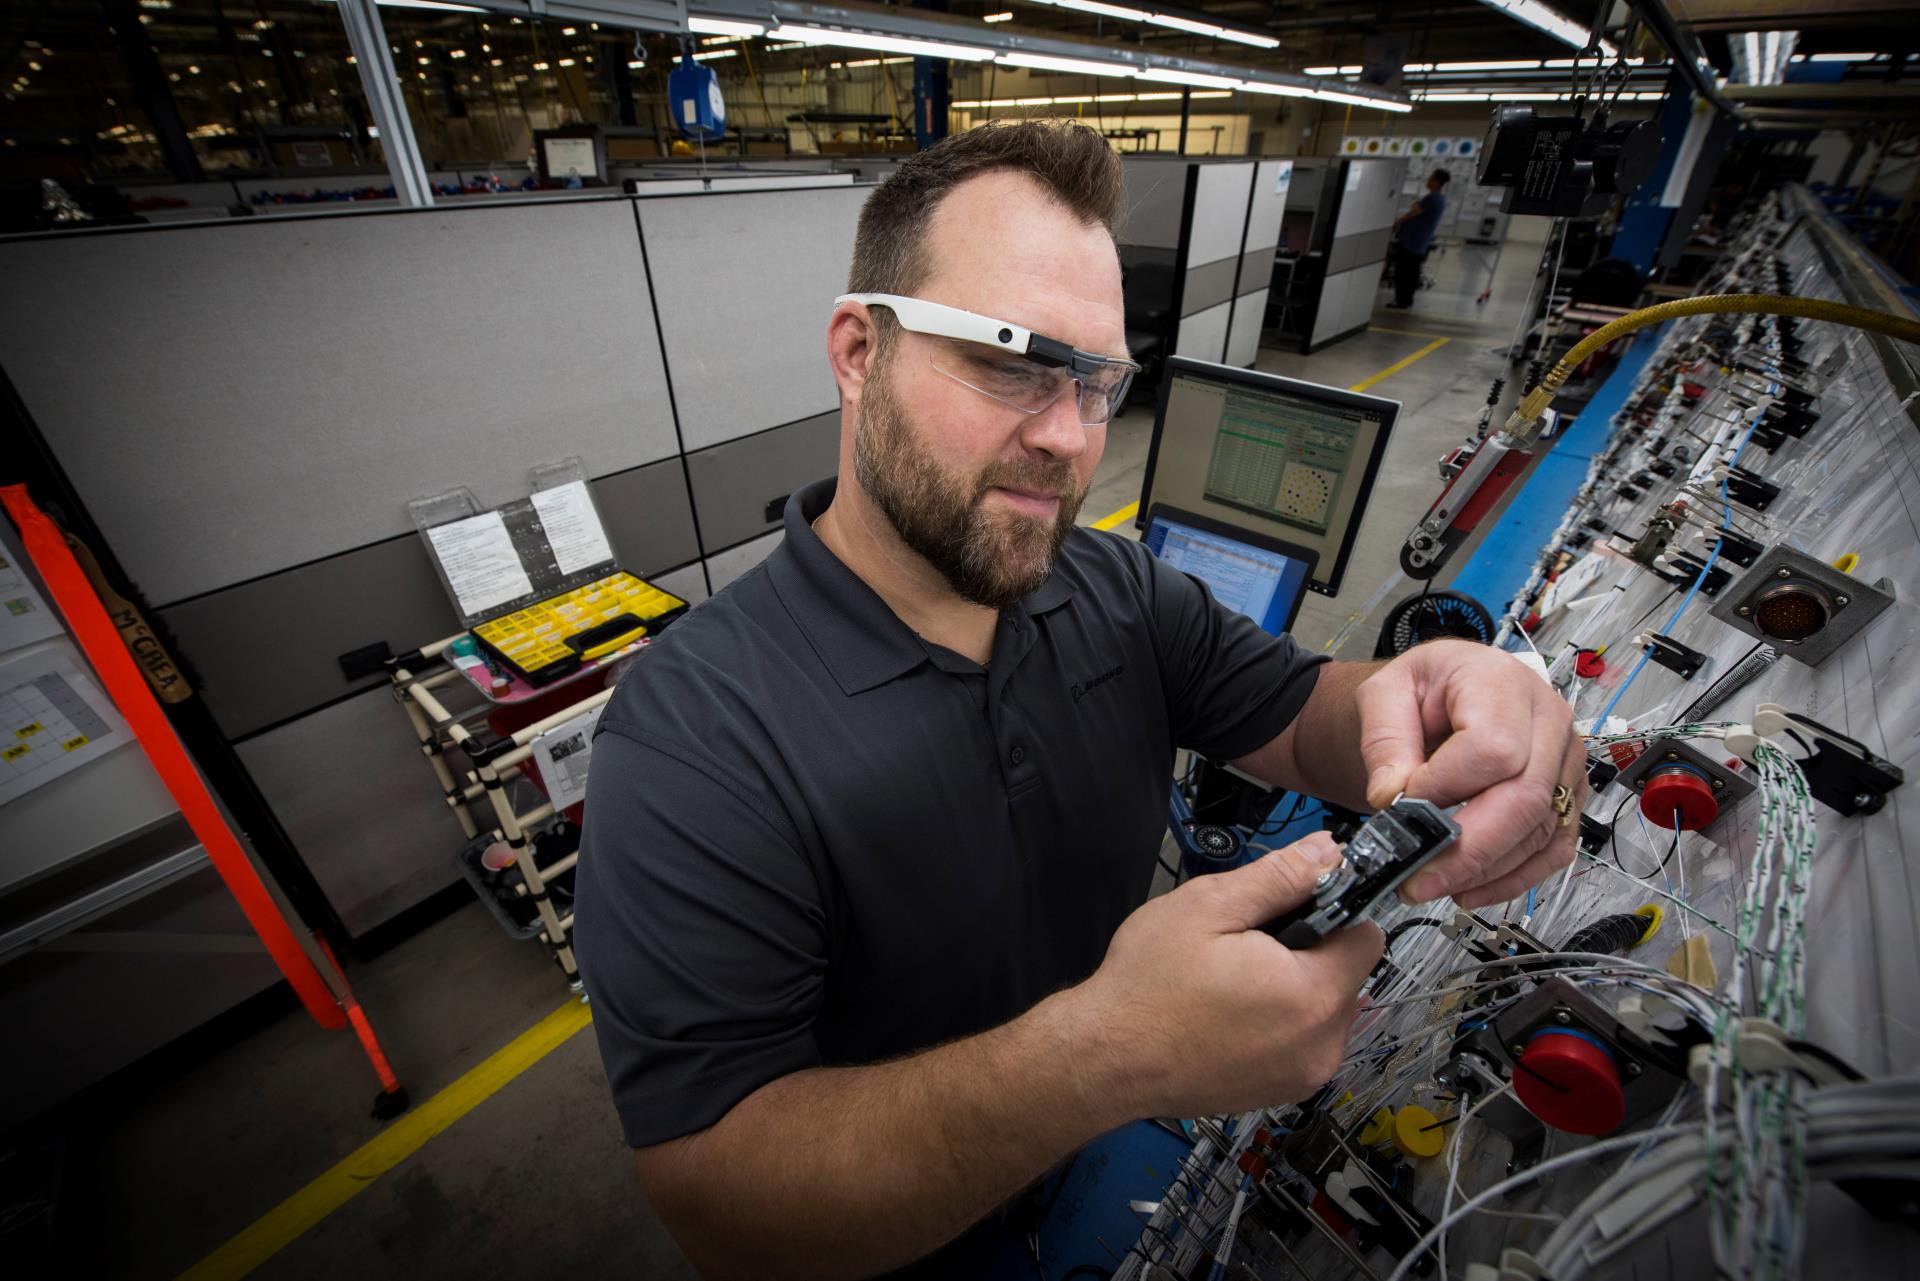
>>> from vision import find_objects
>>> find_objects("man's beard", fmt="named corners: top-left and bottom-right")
top-left (853, 356), bottom-right (1085, 610)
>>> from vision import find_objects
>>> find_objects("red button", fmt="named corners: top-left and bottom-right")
top-left (1574, 650), bottom-right (1605, 679)
top-left (1639, 766), bottom-right (1719, 831)
top-left (1514, 1028), bottom-right (1625, 1135)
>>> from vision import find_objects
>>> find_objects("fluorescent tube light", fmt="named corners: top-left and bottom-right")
top-left (693, 49), bottom-right (737, 60)
top-left (995, 52), bottom-right (1139, 77)
top-left (768, 25), bottom-right (996, 61)
top-left (1028, 0), bottom-right (1154, 20)
top-left (688, 16), bottom-right (766, 37)
top-left (1237, 81), bottom-right (1315, 97)
top-left (1317, 88), bottom-right (1414, 112)
top-left (1137, 67), bottom-right (1242, 89)
top-left (983, 11), bottom-right (1015, 20)
top-left (1433, 59), bottom-right (1542, 71)
top-left (1146, 13), bottom-right (1225, 36)
top-left (1478, 0), bottom-right (1590, 50)
top-left (1213, 27), bottom-right (1279, 48)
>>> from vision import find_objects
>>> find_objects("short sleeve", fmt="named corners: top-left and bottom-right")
top-left (574, 726), bottom-right (828, 1148)
top-left (1139, 549), bottom-right (1327, 761)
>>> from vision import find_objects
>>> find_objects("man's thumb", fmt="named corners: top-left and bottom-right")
top-left (1209, 834), bottom-right (1342, 934)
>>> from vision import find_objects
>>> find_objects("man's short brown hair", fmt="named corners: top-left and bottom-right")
top-left (846, 120), bottom-right (1125, 301)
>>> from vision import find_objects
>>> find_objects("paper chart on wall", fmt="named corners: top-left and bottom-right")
top-left (0, 649), bottom-right (129, 807)
top-left (0, 547), bottom-right (64, 653)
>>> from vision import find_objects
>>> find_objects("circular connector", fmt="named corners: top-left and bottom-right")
top-left (1639, 765), bottom-right (1719, 831)
top-left (1750, 579), bottom-right (1833, 642)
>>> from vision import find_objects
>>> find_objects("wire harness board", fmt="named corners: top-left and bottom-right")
top-left (1112, 188), bottom-right (1920, 1281)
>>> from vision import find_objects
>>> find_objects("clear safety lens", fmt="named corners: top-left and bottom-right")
top-left (928, 338), bottom-right (1134, 426)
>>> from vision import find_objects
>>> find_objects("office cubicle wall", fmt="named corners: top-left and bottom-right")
top-left (1173, 161), bottom-right (1254, 363)
top-left (1120, 156), bottom-right (1290, 371)
top-left (0, 184), bottom-right (867, 933)
top-left (1223, 159), bottom-right (1291, 368)
top-left (1307, 158), bottom-right (1407, 351)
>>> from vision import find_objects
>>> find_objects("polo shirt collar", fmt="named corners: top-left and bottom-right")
top-left (767, 477), bottom-right (1077, 696)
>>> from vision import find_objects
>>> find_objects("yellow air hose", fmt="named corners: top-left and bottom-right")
top-left (1507, 293), bottom-right (1920, 434)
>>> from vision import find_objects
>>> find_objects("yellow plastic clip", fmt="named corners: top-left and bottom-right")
top-left (1831, 552), bottom-right (1859, 575)
top-left (1633, 903), bottom-right (1664, 946)
top-left (1358, 1106), bottom-right (1395, 1147)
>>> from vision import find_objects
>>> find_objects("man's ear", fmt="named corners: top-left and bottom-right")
top-left (827, 305), bottom-right (878, 405)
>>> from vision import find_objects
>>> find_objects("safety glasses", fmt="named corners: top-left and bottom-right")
top-left (837, 292), bottom-right (1138, 427)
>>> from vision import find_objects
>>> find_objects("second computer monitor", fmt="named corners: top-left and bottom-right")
top-left (1137, 357), bottom-right (1397, 598)
top-left (1142, 505), bottom-right (1314, 638)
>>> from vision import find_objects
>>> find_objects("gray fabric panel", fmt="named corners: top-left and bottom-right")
top-left (639, 187), bottom-right (867, 451)
top-left (685, 412), bottom-right (838, 553)
top-left (593, 457), bottom-right (702, 576)
top-left (158, 535), bottom-right (461, 742)
top-left (236, 687), bottom-right (471, 936)
top-left (156, 459), bottom-right (697, 740)
top-left (1181, 254), bottom-right (1243, 318)
top-left (706, 530), bottom-right (783, 592)
top-left (1352, 225), bottom-right (1395, 265)
top-left (0, 199), bottom-right (679, 607)
top-left (651, 561), bottom-right (710, 608)
top-left (1328, 233), bottom-right (1359, 276)
top-left (1119, 157), bottom-right (1193, 251)
top-left (1237, 248), bottom-right (1273, 297)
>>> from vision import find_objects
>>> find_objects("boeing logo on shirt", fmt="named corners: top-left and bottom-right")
top-left (1071, 664), bottom-right (1125, 703)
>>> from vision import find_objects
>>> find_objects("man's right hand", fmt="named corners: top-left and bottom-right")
top-left (1070, 833), bottom-right (1383, 1120)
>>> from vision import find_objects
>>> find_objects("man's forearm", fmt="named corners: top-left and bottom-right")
top-left (1234, 659), bottom-right (1383, 808)
top-left (637, 985), bottom-right (1131, 1280)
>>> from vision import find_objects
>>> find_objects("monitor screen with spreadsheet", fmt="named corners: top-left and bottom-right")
top-left (1142, 505), bottom-right (1314, 638)
top-left (1136, 357), bottom-right (1397, 597)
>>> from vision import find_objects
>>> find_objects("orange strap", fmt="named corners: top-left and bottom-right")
top-left (2, 485), bottom-right (345, 1031)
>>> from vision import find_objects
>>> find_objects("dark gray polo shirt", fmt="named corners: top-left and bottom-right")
top-left (575, 476), bottom-right (1322, 1253)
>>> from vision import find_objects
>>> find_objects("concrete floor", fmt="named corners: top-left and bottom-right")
top-left (21, 230), bottom-right (1551, 1281)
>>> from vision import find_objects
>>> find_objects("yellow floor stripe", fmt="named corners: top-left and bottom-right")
top-left (1348, 336), bottom-right (1450, 393)
top-left (1090, 500), bottom-right (1138, 531)
top-left (178, 999), bottom-right (593, 1281)
top-left (1366, 324), bottom-right (1457, 342)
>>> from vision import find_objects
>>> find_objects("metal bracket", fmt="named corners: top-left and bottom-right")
top-left (1709, 545), bottom-right (1896, 666)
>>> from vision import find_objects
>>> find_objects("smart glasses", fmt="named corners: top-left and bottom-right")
top-left (837, 292), bottom-right (1139, 427)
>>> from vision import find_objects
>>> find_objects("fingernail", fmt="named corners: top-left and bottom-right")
top-left (1406, 870), bottom-right (1449, 901)
top-left (1311, 837), bottom-right (1343, 868)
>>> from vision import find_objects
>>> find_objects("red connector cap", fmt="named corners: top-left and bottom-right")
top-left (1639, 766), bottom-right (1719, 831)
top-left (1515, 1028), bottom-right (1625, 1136)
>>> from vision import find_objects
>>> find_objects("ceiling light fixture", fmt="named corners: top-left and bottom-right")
top-left (768, 24), bottom-right (997, 60)
top-left (995, 51), bottom-right (1139, 77)
top-left (1137, 67), bottom-right (1242, 88)
top-left (687, 16), bottom-right (767, 37)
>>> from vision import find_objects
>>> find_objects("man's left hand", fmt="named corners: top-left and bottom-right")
top-left (1354, 639), bottom-right (1584, 909)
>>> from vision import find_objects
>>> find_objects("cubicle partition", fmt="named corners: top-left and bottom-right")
top-left (0, 184), bottom-right (865, 934)
top-left (1302, 157), bottom-right (1407, 351)
top-left (1118, 155), bottom-right (1299, 374)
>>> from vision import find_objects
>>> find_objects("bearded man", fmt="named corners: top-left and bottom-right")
top-left (576, 121), bottom-right (1582, 1279)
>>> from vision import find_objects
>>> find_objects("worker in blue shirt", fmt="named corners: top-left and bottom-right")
top-left (1388, 168), bottom-right (1450, 309)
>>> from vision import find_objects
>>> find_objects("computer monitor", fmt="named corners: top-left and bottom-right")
top-left (1137, 357), bottom-right (1397, 598)
top-left (1142, 504), bottom-right (1314, 638)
